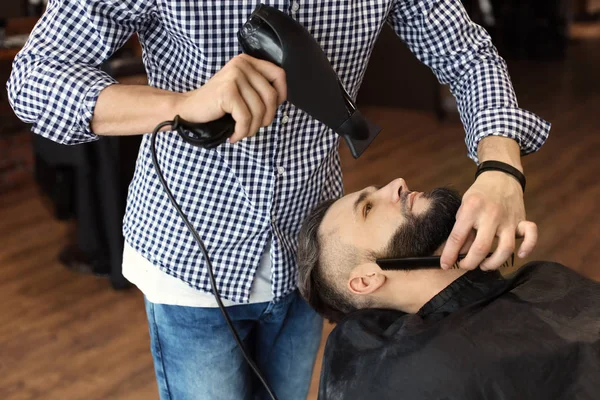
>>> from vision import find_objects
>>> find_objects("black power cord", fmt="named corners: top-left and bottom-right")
top-left (150, 120), bottom-right (279, 400)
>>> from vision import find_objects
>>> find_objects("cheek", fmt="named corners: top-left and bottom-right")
top-left (371, 214), bottom-right (404, 249)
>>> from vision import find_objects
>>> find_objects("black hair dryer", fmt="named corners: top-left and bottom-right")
top-left (176, 4), bottom-right (382, 158)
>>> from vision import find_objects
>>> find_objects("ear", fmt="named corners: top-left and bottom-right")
top-left (347, 262), bottom-right (386, 296)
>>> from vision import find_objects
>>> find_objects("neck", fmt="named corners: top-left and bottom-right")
top-left (379, 268), bottom-right (467, 313)
top-left (373, 243), bottom-right (471, 313)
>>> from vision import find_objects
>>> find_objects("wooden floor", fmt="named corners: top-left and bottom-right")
top-left (1, 38), bottom-right (600, 399)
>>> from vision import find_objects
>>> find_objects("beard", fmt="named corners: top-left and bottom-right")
top-left (378, 187), bottom-right (462, 259)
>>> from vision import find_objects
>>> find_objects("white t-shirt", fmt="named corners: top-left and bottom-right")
top-left (122, 241), bottom-right (273, 307)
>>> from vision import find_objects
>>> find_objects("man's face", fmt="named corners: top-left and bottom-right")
top-left (319, 178), bottom-right (462, 261)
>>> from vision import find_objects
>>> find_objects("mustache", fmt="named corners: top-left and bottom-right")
top-left (400, 187), bottom-right (461, 216)
top-left (423, 187), bottom-right (462, 215)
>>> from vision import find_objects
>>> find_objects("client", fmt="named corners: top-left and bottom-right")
top-left (297, 178), bottom-right (600, 400)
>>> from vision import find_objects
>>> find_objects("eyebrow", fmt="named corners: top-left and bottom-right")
top-left (353, 185), bottom-right (380, 217)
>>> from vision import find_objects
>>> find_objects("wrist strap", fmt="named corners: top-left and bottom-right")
top-left (475, 161), bottom-right (526, 193)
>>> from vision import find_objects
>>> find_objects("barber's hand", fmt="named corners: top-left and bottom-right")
top-left (440, 171), bottom-right (538, 271)
top-left (175, 54), bottom-right (287, 144)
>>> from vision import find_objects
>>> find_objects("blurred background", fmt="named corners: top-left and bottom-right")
top-left (1, 1), bottom-right (598, 399)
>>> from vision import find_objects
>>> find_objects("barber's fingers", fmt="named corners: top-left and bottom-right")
top-left (440, 203), bottom-right (477, 269)
top-left (176, 54), bottom-right (287, 141)
top-left (222, 83), bottom-right (252, 144)
top-left (238, 58), bottom-right (281, 127)
top-left (458, 230), bottom-right (477, 255)
top-left (516, 220), bottom-right (538, 258)
top-left (480, 227), bottom-right (515, 271)
top-left (240, 54), bottom-right (287, 104)
top-left (234, 74), bottom-right (266, 141)
top-left (457, 221), bottom-right (497, 270)
top-left (223, 55), bottom-right (285, 142)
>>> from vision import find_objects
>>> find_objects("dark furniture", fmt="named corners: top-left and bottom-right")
top-left (32, 52), bottom-right (146, 289)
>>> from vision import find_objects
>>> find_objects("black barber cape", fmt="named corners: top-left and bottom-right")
top-left (319, 262), bottom-right (600, 400)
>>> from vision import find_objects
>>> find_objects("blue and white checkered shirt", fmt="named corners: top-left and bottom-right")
top-left (8, 0), bottom-right (550, 303)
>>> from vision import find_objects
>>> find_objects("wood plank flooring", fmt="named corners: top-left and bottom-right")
top-left (1, 38), bottom-right (599, 400)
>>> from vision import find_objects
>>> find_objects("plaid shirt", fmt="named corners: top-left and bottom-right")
top-left (8, 0), bottom-right (550, 303)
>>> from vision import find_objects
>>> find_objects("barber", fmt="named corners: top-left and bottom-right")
top-left (7, 1), bottom-right (549, 399)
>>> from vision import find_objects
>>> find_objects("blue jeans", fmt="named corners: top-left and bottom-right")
top-left (144, 289), bottom-right (323, 400)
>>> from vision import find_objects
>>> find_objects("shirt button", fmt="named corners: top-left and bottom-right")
top-left (281, 114), bottom-right (289, 124)
top-left (291, 2), bottom-right (300, 12)
top-left (277, 166), bottom-right (286, 176)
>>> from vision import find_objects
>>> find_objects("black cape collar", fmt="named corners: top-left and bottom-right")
top-left (416, 268), bottom-right (507, 319)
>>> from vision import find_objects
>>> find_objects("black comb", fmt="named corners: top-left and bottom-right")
top-left (376, 253), bottom-right (515, 271)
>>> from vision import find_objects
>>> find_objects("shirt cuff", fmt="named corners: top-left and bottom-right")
top-left (468, 108), bottom-right (551, 164)
top-left (31, 64), bottom-right (117, 145)
top-left (75, 74), bottom-right (118, 141)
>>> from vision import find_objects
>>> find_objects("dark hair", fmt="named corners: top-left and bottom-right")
top-left (297, 199), bottom-right (358, 323)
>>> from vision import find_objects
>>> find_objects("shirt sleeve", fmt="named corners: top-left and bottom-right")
top-left (6, 0), bottom-right (154, 145)
top-left (387, 0), bottom-right (551, 163)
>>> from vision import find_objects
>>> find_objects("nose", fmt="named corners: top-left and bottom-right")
top-left (381, 178), bottom-right (409, 203)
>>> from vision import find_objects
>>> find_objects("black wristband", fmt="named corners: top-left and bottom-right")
top-left (475, 161), bottom-right (526, 193)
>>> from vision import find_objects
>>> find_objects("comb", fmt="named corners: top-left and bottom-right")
top-left (376, 253), bottom-right (515, 271)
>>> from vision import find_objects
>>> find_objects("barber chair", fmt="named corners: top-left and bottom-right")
top-left (33, 50), bottom-right (145, 289)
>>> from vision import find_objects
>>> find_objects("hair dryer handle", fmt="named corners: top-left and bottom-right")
top-left (173, 114), bottom-right (235, 149)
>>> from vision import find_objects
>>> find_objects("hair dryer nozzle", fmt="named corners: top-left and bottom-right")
top-left (337, 110), bottom-right (382, 158)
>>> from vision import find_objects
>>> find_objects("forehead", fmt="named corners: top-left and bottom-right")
top-left (319, 188), bottom-right (369, 237)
